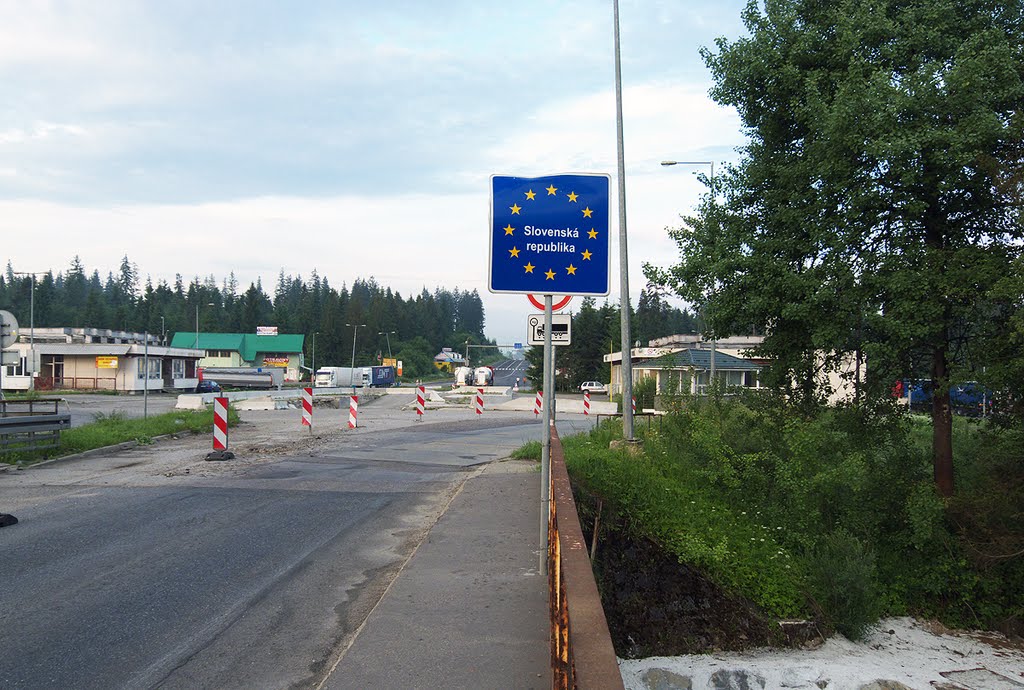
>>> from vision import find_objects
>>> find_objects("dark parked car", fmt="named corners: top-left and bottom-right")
top-left (195, 380), bottom-right (222, 393)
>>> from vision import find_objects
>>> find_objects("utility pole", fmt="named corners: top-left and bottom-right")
top-left (13, 272), bottom-right (41, 392)
top-left (613, 0), bottom-right (635, 440)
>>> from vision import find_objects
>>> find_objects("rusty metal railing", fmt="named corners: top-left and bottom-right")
top-left (549, 427), bottom-right (624, 690)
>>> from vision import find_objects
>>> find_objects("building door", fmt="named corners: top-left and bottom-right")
top-left (40, 354), bottom-right (64, 389)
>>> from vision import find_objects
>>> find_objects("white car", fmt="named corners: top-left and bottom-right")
top-left (579, 381), bottom-right (608, 395)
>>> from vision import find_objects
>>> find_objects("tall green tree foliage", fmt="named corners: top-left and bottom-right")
top-left (1, 256), bottom-right (492, 380)
top-left (648, 0), bottom-right (1024, 496)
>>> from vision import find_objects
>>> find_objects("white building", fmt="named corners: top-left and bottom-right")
top-left (1, 327), bottom-right (204, 393)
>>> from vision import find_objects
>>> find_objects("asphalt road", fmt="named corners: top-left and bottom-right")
top-left (0, 400), bottom-right (551, 689)
top-left (490, 357), bottom-right (531, 389)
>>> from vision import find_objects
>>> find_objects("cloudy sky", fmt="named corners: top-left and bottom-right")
top-left (0, 0), bottom-right (749, 346)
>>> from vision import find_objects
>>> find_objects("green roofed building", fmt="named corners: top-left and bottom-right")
top-left (635, 348), bottom-right (762, 397)
top-left (169, 332), bottom-right (305, 382)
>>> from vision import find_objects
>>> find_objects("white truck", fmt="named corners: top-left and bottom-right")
top-left (315, 366), bottom-right (370, 388)
top-left (473, 366), bottom-right (494, 386)
top-left (454, 366), bottom-right (475, 386)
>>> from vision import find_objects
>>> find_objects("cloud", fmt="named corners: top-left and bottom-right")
top-left (0, 1), bottom-right (752, 345)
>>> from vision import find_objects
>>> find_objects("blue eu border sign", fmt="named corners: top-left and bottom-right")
top-left (488, 173), bottom-right (611, 296)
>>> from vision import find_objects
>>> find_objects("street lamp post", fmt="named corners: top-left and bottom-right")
top-left (378, 330), bottom-right (395, 360)
top-left (661, 160), bottom-right (717, 387)
top-left (194, 302), bottom-right (215, 349)
top-left (612, 0), bottom-right (638, 442)
top-left (311, 331), bottom-right (318, 383)
top-left (13, 272), bottom-right (41, 391)
top-left (160, 316), bottom-right (166, 345)
top-left (346, 323), bottom-right (366, 387)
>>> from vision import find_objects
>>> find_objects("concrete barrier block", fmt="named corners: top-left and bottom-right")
top-left (175, 395), bottom-right (205, 410)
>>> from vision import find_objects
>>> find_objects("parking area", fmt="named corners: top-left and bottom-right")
top-left (25, 393), bottom-right (181, 428)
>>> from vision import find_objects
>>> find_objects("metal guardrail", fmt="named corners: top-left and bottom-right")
top-left (0, 399), bottom-right (72, 454)
top-left (593, 411), bottom-right (663, 432)
top-left (549, 427), bottom-right (624, 690)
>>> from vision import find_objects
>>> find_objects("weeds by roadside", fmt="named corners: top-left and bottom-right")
top-left (1, 407), bottom-right (240, 466)
top-left (540, 394), bottom-right (1023, 643)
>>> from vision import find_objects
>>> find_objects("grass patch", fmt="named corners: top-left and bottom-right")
top-left (563, 394), bottom-right (1024, 639)
top-left (1, 407), bottom-right (241, 466)
top-left (511, 440), bottom-right (542, 461)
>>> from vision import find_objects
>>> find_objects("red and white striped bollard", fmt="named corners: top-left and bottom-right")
top-left (475, 388), bottom-right (484, 415)
top-left (416, 385), bottom-right (425, 419)
top-left (534, 390), bottom-right (543, 417)
top-left (302, 387), bottom-right (313, 428)
top-left (349, 395), bottom-right (359, 428)
top-left (631, 396), bottom-right (636, 415)
top-left (583, 389), bottom-right (590, 416)
top-left (213, 396), bottom-right (229, 450)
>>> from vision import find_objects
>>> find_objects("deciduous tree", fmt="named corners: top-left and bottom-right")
top-left (648, 0), bottom-right (1024, 496)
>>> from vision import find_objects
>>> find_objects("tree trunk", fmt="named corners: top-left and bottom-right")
top-left (931, 344), bottom-right (954, 497)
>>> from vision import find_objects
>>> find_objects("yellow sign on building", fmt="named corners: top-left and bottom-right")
top-left (96, 356), bottom-right (119, 369)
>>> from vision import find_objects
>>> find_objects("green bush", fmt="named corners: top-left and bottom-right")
top-left (806, 529), bottom-right (880, 640)
top-left (562, 396), bottom-right (1024, 635)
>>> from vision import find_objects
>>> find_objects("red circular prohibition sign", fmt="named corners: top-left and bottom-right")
top-left (528, 294), bottom-right (573, 311)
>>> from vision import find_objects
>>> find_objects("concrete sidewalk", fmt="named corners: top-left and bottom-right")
top-left (322, 459), bottom-right (550, 690)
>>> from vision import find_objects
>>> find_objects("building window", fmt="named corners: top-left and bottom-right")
top-left (137, 358), bottom-right (161, 379)
top-left (207, 349), bottom-right (234, 358)
top-left (4, 355), bottom-right (26, 377)
top-left (172, 359), bottom-right (185, 379)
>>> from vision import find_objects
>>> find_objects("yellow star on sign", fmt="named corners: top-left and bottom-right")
top-left (582, 249), bottom-right (592, 260)
top-left (546, 184), bottom-right (557, 195)
top-left (504, 224), bottom-right (515, 235)
top-left (509, 247), bottom-right (520, 258)
top-left (567, 191), bottom-right (578, 202)
top-left (545, 269), bottom-right (556, 280)
top-left (510, 203), bottom-right (521, 215)
top-left (525, 189), bottom-right (536, 200)
top-left (566, 264), bottom-right (577, 275)
top-left (582, 207), bottom-right (593, 218)
top-left (588, 228), bottom-right (598, 239)
top-left (524, 262), bottom-right (535, 273)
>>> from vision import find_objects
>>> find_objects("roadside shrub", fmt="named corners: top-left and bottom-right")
top-left (563, 395), bottom-right (1024, 636)
top-left (633, 376), bottom-right (657, 411)
top-left (511, 440), bottom-right (541, 461)
top-left (806, 528), bottom-right (880, 640)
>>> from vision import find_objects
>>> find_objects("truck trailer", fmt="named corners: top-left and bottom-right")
top-left (315, 365), bottom-right (396, 388)
top-left (315, 367), bottom-right (368, 388)
top-left (369, 365), bottom-right (396, 387)
top-left (199, 367), bottom-right (283, 389)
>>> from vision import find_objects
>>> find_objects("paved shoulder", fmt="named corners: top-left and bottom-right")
top-left (322, 460), bottom-right (549, 690)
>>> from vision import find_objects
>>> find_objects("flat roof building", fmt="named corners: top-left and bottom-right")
top-left (1, 327), bottom-right (203, 393)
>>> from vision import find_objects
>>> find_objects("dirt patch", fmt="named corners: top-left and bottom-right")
top-left (575, 489), bottom-right (816, 659)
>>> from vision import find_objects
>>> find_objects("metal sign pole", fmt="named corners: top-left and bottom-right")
top-left (539, 294), bottom-right (554, 573)
top-left (143, 333), bottom-right (149, 419)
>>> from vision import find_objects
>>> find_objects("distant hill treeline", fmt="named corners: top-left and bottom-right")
top-left (1, 255), bottom-right (493, 378)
